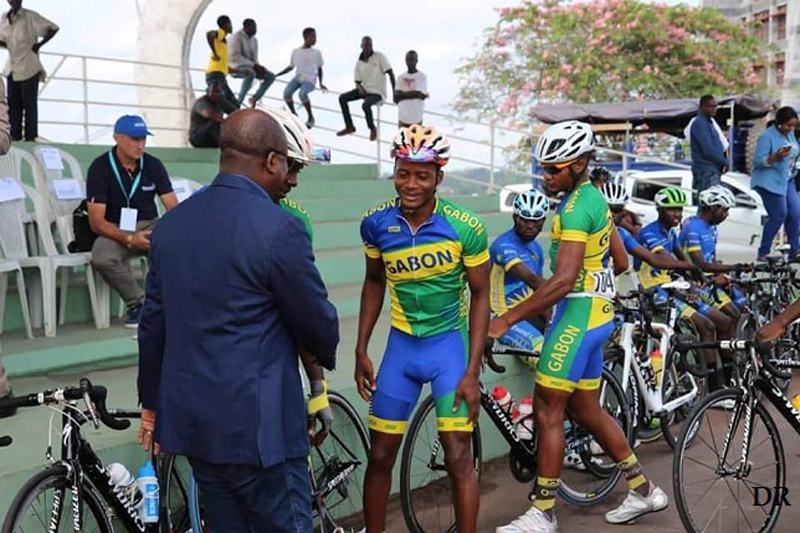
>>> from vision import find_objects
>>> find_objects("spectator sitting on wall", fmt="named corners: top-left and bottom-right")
top-left (276, 27), bottom-right (327, 129)
top-left (394, 50), bottom-right (427, 127)
top-left (337, 36), bottom-right (395, 142)
top-left (228, 18), bottom-right (275, 108)
top-left (189, 81), bottom-right (238, 148)
top-left (205, 15), bottom-right (239, 109)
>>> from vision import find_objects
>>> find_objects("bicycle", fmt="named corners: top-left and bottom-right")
top-left (179, 388), bottom-right (370, 533)
top-left (398, 341), bottom-right (632, 533)
top-left (0, 378), bottom-right (179, 533)
top-left (605, 280), bottom-right (706, 449)
top-left (671, 337), bottom-right (800, 533)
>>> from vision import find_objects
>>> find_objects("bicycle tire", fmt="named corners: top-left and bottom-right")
top-left (158, 453), bottom-right (194, 533)
top-left (311, 390), bottom-right (370, 532)
top-left (660, 319), bottom-right (706, 449)
top-left (2, 464), bottom-right (112, 533)
top-left (673, 388), bottom-right (785, 533)
top-left (399, 393), bottom-right (483, 533)
top-left (558, 366), bottom-right (630, 506)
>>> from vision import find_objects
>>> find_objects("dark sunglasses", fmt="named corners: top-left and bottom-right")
top-left (287, 157), bottom-right (306, 175)
top-left (541, 160), bottom-right (574, 174)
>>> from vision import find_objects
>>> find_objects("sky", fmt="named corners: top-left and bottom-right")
top-left (1, 0), bottom-right (701, 155)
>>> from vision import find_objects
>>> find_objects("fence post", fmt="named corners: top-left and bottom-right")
top-left (489, 117), bottom-right (496, 193)
top-left (375, 104), bottom-right (382, 179)
top-left (81, 56), bottom-right (89, 144)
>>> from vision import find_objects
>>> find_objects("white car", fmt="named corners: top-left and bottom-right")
top-left (499, 170), bottom-right (766, 262)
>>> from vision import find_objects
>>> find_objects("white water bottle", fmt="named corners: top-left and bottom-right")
top-left (515, 396), bottom-right (534, 440)
top-left (107, 463), bottom-right (142, 506)
top-left (137, 461), bottom-right (159, 523)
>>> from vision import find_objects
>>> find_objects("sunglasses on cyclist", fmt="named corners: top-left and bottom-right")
top-left (541, 160), bottom-right (575, 174)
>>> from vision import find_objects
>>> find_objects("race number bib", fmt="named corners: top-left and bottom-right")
top-left (589, 268), bottom-right (617, 300)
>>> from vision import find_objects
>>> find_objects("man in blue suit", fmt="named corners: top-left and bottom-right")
top-left (137, 109), bottom-right (339, 532)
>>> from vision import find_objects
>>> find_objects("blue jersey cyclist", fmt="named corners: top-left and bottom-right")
top-left (598, 182), bottom-right (698, 285)
top-left (355, 125), bottom-right (490, 533)
top-left (492, 121), bottom-right (667, 533)
top-left (680, 184), bottom-right (750, 389)
top-left (490, 189), bottom-right (549, 355)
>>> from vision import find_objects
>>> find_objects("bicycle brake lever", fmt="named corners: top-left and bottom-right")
top-left (82, 390), bottom-right (100, 430)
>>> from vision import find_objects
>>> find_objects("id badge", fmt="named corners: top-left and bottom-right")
top-left (119, 207), bottom-right (138, 232)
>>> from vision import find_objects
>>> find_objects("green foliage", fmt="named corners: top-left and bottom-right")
top-left (455, 0), bottom-right (769, 128)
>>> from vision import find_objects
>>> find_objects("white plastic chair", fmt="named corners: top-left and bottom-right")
top-left (0, 183), bottom-right (100, 337)
top-left (0, 254), bottom-right (33, 340)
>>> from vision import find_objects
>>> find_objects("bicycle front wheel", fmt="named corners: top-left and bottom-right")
top-left (310, 390), bottom-right (370, 532)
top-left (2, 465), bottom-right (112, 533)
top-left (559, 366), bottom-right (630, 506)
top-left (673, 389), bottom-right (785, 533)
top-left (399, 394), bottom-right (482, 533)
top-left (159, 453), bottom-right (195, 533)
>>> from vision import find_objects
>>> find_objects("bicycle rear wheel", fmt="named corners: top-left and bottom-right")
top-left (310, 390), bottom-right (370, 532)
top-left (673, 389), bottom-right (785, 533)
top-left (399, 393), bottom-right (482, 533)
top-left (2, 465), bottom-right (112, 533)
top-left (559, 366), bottom-right (630, 506)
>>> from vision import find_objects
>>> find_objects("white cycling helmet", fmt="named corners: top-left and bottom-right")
top-left (534, 121), bottom-right (595, 164)
top-left (600, 182), bottom-right (629, 207)
top-left (698, 185), bottom-right (736, 208)
top-left (513, 189), bottom-right (549, 220)
top-left (256, 106), bottom-right (315, 163)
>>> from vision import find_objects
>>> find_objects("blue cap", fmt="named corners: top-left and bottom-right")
top-left (114, 115), bottom-right (153, 137)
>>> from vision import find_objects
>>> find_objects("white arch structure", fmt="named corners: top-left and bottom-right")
top-left (134, 0), bottom-right (212, 146)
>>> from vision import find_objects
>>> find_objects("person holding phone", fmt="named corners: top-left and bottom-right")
top-left (751, 106), bottom-right (800, 261)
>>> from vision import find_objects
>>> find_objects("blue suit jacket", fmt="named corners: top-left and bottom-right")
top-left (690, 115), bottom-right (727, 173)
top-left (138, 173), bottom-right (339, 466)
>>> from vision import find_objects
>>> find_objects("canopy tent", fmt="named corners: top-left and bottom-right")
top-left (531, 94), bottom-right (773, 137)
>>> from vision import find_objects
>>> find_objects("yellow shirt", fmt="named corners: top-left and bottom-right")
top-left (206, 29), bottom-right (228, 75)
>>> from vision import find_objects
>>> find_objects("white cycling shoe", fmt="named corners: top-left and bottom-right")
top-left (563, 451), bottom-right (603, 471)
top-left (605, 485), bottom-right (668, 524)
top-left (496, 506), bottom-right (557, 533)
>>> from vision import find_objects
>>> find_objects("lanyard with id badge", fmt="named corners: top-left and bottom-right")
top-left (108, 151), bottom-right (144, 232)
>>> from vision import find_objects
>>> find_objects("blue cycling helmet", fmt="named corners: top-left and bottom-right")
top-left (513, 189), bottom-right (549, 220)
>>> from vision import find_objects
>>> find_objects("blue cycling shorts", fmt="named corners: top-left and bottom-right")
top-left (497, 319), bottom-right (545, 353)
top-left (369, 328), bottom-right (472, 434)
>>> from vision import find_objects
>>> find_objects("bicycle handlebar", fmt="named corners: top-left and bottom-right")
top-left (673, 337), bottom-right (792, 380)
top-left (483, 340), bottom-right (507, 374)
top-left (0, 378), bottom-right (130, 431)
top-left (0, 436), bottom-right (11, 447)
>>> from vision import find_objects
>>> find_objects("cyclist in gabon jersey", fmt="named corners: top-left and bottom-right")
top-left (492, 121), bottom-right (667, 533)
top-left (355, 125), bottom-right (490, 533)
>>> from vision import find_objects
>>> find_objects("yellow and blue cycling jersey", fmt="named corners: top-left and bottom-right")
top-left (360, 197), bottom-right (488, 433)
top-left (617, 226), bottom-right (639, 255)
top-left (550, 180), bottom-right (616, 299)
top-left (680, 216), bottom-right (718, 263)
top-left (538, 181), bottom-right (615, 392)
top-left (636, 220), bottom-right (681, 289)
top-left (489, 228), bottom-right (546, 353)
top-left (489, 228), bottom-right (545, 314)
top-left (360, 197), bottom-right (489, 338)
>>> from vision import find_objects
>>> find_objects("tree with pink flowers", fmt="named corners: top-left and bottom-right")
top-left (455, 0), bottom-right (768, 127)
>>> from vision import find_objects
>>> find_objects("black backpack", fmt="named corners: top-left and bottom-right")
top-left (68, 200), bottom-right (97, 253)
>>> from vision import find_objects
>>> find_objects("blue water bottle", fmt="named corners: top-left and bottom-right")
top-left (137, 461), bottom-right (159, 523)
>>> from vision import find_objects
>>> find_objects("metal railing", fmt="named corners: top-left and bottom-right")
top-left (35, 51), bottom-right (698, 193)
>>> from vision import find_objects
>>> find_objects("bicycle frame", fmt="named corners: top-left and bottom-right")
top-left (718, 358), bottom-right (800, 475)
top-left (52, 405), bottom-right (149, 533)
top-left (616, 318), bottom-right (699, 418)
top-left (478, 382), bottom-right (536, 458)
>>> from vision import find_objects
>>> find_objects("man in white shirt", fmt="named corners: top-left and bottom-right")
top-left (0, 0), bottom-right (58, 141)
top-left (277, 27), bottom-right (327, 129)
top-left (395, 50), bottom-right (428, 127)
top-left (228, 19), bottom-right (275, 108)
top-left (337, 36), bottom-right (395, 142)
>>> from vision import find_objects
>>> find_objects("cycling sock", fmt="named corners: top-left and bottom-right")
top-left (618, 453), bottom-right (650, 497)
top-left (530, 476), bottom-right (559, 520)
